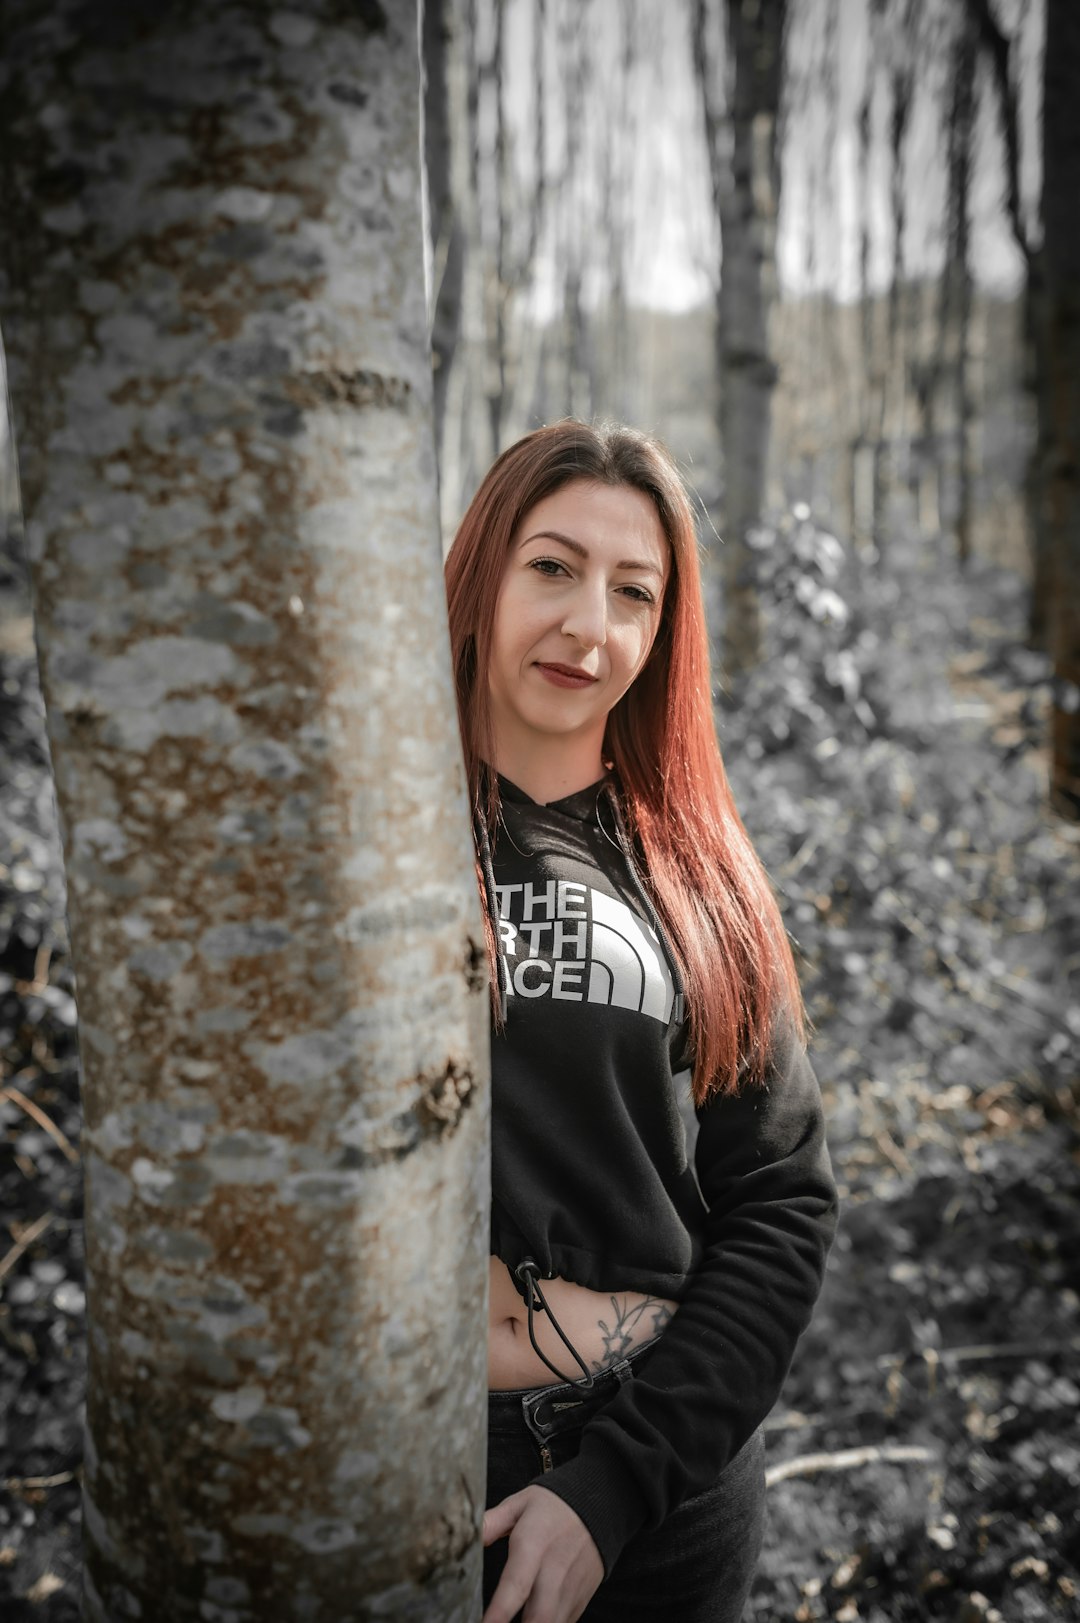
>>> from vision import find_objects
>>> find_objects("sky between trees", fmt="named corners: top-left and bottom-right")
top-left (490, 0), bottom-right (1044, 316)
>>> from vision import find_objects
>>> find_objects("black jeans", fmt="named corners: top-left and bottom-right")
top-left (485, 1338), bottom-right (767, 1621)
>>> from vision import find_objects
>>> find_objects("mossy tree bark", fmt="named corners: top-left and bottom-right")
top-left (0, 1), bottom-right (489, 1617)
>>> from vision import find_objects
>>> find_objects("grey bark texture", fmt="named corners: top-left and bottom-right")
top-left (0, 2), bottom-right (490, 1618)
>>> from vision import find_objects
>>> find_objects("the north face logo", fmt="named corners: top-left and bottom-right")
top-left (494, 879), bottom-right (678, 1024)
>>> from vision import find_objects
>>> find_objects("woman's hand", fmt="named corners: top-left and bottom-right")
top-left (482, 1484), bottom-right (605, 1623)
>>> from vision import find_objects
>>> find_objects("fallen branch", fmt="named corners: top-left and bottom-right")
top-left (873, 1128), bottom-right (913, 1178)
top-left (879, 1336), bottom-right (1080, 1372)
top-left (875, 891), bottom-right (1072, 1038)
top-left (995, 969), bottom-right (1071, 1019)
top-left (13, 941), bottom-right (53, 996)
top-left (2, 1470), bottom-right (76, 1491)
top-left (768, 1336), bottom-right (1080, 1437)
top-left (0, 1084), bottom-right (79, 1163)
top-left (0, 1212), bottom-right (54, 1283)
top-left (766, 1443), bottom-right (938, 1486)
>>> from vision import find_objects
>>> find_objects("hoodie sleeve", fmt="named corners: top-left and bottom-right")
top-left (528, 1012), bottom-right (840, 1577)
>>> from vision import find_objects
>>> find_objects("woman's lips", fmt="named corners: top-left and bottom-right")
top-left (535, 662), bottom-right (599, 688)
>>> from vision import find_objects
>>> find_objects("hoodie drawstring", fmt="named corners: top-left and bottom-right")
top-left (514, 1259), bottom-right (596, 1390)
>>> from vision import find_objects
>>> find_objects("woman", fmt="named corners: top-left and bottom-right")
top-left (444, 420), bottom-right (839, 1623)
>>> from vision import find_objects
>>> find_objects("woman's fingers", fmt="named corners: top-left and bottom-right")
top-left (482, 1487), bottom-right (530, 1547)
top-left (481, 1486), bottom-right (604, 1623)
top-left (484, 1546), bottom-right (536, 1623)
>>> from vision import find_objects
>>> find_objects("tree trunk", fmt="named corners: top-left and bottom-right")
top-left (1042, 0), bottom-right (1080, 819)
top-left (878, 61), bottom-right (912, 544)
top-left (441, 0), bottom-right (484, 532)
top-left (943, 11), bottom-right (977, 568)
top-left (693, 0), bottom-right (785, 675)
top-left (1023, 264), bottom-right (1052, 650)
top-left (0, 4), bottom-right (490, 1619)
top-left (963, 0), bottom-right (1048, 647)
top-left (559, 0), bottom-right (594, 422)
top-left (852, 55), bottom-right (876, 550)
top-left (719, 0), bottom-right (786, 673)
top-left (481, 0), bottom-right (507, 455)
top-left (424, 0), bottom-right (465, 490)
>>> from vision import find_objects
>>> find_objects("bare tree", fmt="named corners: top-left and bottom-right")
top-left (449, 0), bottom-right (491, 511)
top-left (557, 0), bottom-right (596, 421)
top-left (595, 1), bottom-right (637, 424)
top-left (849, 8), bottom-right (879, 549)
top-left (694, 0), bottom-right (788, 676)
top-left (438, 0), bottom-right (554, 529)
top-left (1040, 0), bottom-right (1080, 818)
top-left (964, 0), bottom-right (1047, 646)
top-left (0, 2), bottom-right (489, 1617)
top-left (878, 2), bottom-right (919, 539)
top-left (941, 4), bottom-right (978, 568)
top-left (424, 0), bottom-right (466, 478)
top-left (963, 0), bottom-right (1077, 814)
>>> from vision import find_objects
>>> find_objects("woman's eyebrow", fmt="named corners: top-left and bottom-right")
top-left (519, 529), bottom-right (665, 577)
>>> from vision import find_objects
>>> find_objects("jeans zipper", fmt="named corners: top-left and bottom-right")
top-left (539, 1442), bottom-right (553, 1473)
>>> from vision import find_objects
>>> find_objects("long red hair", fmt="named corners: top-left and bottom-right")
top-left (444, 419), bottom-right (807, 1105)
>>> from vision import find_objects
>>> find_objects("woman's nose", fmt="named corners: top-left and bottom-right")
top-left (561, 582), bottom-right (607, 648)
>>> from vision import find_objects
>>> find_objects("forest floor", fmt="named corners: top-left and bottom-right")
top-left (0, 505), bottom-right (1077, 1622)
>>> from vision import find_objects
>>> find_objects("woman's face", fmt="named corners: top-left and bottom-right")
top-left (487, 478), bottom-right (671, 761)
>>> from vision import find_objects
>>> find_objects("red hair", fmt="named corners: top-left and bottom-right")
top-left (444, 419), bottom-right (807, 1105)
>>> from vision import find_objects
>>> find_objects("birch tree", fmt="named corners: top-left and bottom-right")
top-left (0, 2), bottom-right (489, 1619)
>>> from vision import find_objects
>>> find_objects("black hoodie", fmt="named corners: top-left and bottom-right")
top-left (481, 771), bottom-right (839, 1575)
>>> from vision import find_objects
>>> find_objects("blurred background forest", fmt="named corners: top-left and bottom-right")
top-left (1, 0), bottom-right (1078, 1618)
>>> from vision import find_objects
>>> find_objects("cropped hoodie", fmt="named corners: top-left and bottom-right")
top-left (477, 770), bottom-right (839, 1577)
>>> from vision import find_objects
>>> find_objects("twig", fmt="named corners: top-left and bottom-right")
top-left (2, 1470), bottom-right (76, 1491)
top-left (765, 1409), bottom-right (816, 1433)
top-left (0, 1213), bottom-right (54, 1283)
top-left (873, 1128), bottom-right (913, 1178)
top-left (14, 942), bottom-right (53, 996)
top-left (770, 1336), bottom-right (1080, 1439)
top-left (879, 1336), bottom-right (1080, 1371)
top-left (875, 892), bottom-right (1072, 1038)
top-left (779, 830), bottom-right (823, 879)
top-left (766, 1444), bottom-right (938, 1486)
top-left (0, 1085), bottom-right (79, 1163)
top-left (995, 970), bottom-right (1074, 1021)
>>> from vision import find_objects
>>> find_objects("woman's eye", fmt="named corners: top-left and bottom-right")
top-left (526, 557), bottom-right (654, 603)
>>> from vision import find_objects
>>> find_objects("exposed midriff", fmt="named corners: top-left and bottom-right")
top-left (488, 1255), bottom-right (680, 1390)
